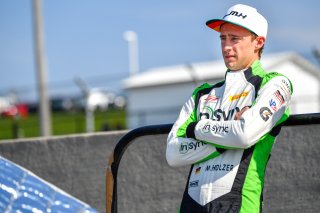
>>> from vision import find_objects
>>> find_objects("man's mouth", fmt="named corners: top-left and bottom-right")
top-left (225, 55), bottom-right (235, 60)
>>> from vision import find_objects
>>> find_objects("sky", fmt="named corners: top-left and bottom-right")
top-left (1, 0), bottom-right (320, 101)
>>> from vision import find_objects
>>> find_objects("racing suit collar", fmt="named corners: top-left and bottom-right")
top-left (226, 60), bottom-right (261, 73)
top-left (225, 60), bottom-right (261, 82)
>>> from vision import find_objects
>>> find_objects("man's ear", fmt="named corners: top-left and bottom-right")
top-left (255, 36), bottom-right (265, 49)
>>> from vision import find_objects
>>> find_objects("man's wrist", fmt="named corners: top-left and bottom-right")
top-left (186, 121), bottom-right (198, 139)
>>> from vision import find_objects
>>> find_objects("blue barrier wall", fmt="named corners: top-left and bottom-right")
top-left (0, 156), bottom-right (99, 212)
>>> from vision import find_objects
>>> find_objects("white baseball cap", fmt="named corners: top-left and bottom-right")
top-left (206, 4), bottom-right (268, 38)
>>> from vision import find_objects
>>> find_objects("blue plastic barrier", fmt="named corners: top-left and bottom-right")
top-left (0, 155), bottom-right (99, 213)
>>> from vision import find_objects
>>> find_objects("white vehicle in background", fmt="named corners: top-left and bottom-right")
top-left (87, 88), bottom-right (115, 111)
top-left (74, 77), bottom-right (126, 111)
top-left (0, 96), bottom-right (12, 114)
top-left (113, 95), bottom-right (126, 109)
top-left (0, 95), bottom-right (28, 118)
top-left (77, 88), bottom-right (126, 111)
top-left (79, 88), bottom-right (126, 133)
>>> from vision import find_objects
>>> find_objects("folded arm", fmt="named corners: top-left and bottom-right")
top-left (166, 92), bottom-right (222, 167)
top-left (186, 76), bottom-right (292, 149)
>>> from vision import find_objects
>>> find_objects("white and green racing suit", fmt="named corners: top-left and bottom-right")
top-left (166, 60), bottom-right (293, 213)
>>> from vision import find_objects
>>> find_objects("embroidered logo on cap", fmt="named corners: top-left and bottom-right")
top-left (223, 11), bottom-right (247, 19)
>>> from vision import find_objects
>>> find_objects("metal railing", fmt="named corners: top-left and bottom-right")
top-left (106, 113), bottom-right (320, 213)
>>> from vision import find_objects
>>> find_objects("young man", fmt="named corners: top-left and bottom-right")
top-left (166, 4), bottom-right (293, 213)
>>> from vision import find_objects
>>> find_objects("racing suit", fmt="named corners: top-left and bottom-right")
top-left (166, 60), bottom-right (292, 213)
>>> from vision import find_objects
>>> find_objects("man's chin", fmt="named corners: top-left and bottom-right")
top-left (224, 62), bottom-right (237, 70)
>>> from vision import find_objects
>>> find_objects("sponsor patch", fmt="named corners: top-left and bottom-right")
top-left (204, 95), bottom-right (219, 102)
top-left (281, 79), bottom-right (291, 94)
top-left (229, 91), bottom-right (249, 101)
top-left (275, 79), bottom-right (291, 101)
top-left (259, 107), bottom-right (273, 121)
top-left (269, 99), bottom-right (277, 111)
top-left (202, 124), bottom-right (229, 134)
top-left (199, 107), bottom-right (240, 121)
top-left (274, 90), bottom-right (284, 105)
top-left (195, 167), bottom-right (201, 174)
top-left (189, 180), bottom-right (199, 188)
top-left (179, 141), bottom-right (206, 154)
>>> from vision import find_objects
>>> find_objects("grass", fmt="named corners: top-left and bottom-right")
top-left (0, 108), bottom-right (126, 140)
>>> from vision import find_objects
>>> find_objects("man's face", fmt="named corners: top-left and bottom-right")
top-left (220, 23), bottom-right (261, 70)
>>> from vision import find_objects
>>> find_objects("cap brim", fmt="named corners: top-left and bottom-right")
top-left (206, 19), bottom-right (226, 32)
top-left (206, 19), bottom-right (257, 36)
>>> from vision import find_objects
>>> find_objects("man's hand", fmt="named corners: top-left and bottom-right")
top-left (234, 106), bottom-right (250, 120)
top-left (186, 122), bottom-right (197, 139)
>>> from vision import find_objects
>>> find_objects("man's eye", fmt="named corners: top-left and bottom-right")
top-left (231, 37), bottom-right (240, 41)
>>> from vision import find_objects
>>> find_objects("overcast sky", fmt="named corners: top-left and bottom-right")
top-left (1, 0), bottom-right (319, 101)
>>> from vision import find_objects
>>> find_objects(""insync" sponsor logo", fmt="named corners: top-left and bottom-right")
top-left (179, 141), bottom-right (206, 154)
top-left (199, 107), bottom-right (240, 121)
top-left (202, 124), bottom-right (229, 134)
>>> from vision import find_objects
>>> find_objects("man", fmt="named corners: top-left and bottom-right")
top-left (166, 4), bottom-right (293, 213)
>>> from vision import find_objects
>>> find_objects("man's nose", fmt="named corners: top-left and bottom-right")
top-left (222, 41), bottom-right (232, 52)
